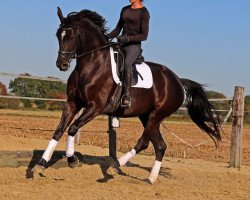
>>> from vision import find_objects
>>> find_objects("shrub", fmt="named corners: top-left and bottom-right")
top-left (6, 99), bottom-right (21, 109)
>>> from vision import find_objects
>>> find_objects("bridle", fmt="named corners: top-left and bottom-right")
top-left (58, 27), bottom-right (114, 65)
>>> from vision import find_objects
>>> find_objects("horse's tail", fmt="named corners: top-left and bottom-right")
top-left (180, 78), bottom-right (222, 146)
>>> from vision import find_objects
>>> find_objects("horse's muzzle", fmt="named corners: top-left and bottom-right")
top-left (56, 59), bottom-right (70, 71)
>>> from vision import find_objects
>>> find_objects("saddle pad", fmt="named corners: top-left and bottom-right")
top-left (110, 47), bottom-right (153, 89)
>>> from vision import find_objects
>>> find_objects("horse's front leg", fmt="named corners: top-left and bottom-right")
top-left (32, 101), bottom-right (78, 174)
top-left (65, 103), bottom-right (101, 168)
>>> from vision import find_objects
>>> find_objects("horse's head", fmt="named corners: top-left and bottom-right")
top-left (56, 7), bottom-right (79, 71)
top-left (56, 7), bottom-right (108, 71)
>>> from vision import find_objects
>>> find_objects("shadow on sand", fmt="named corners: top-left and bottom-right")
top-left (24, 150), bottom-right (172, 183)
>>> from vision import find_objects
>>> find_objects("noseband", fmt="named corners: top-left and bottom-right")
top-left (58, 50), bottom-right (76, 63)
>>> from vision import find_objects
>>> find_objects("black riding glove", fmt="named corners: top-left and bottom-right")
top-left (117, 35), bottom-right (130, 44)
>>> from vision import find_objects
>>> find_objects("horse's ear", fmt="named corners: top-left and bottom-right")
top-left (57, 7), bottom-right (64, 23)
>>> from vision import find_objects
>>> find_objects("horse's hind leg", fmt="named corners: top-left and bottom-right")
top-left (147, 127), bottom-right (166, 183)
top-left (117, 111), bottom-right (163, 164)
top-left (111, 113), bottom-right (150, 168)
top-left (32, 101), bottom-right (78, 174)
top-left (106, 113), bottom-right (149, 175)
top-left (128, 125), bottom-right (166, 184)
top-left (111, 111), bottom-right (166, 183)
top-left (137, 112), bottom-right (167, 183)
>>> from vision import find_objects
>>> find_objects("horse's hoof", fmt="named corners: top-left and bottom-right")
top-left (31, 164), bottom-right (46, 179)
top-left (68, 159), bottom-right (79, 168)
top-left (32, 164), bottom-right (45, 174)
top-left (67, 155), bottom-right (79, 168)
top-left (145, 178), bottom-right (157, 185)
top-left (144, 178), bottom-right (153, 185)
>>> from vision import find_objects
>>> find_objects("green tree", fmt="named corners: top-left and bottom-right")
top-left (48, 93), bottom-right (66, 111)
top-left (206, 91), bottom-right (230, 111)
top-left (9, 73), bottom-right (66, 109)
top-left (206, 91), bottom-right (226, 99)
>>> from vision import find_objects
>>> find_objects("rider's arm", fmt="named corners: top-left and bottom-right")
top-left (129, 9), bottom-right (150, 42)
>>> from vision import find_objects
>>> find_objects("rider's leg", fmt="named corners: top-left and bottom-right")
top-left (122, 44), bottom-right (141, 107)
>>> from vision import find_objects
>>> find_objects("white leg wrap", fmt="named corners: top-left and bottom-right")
top-left (148, 160), bottom-right (162, 183)
top-left (111, 117), bottom-right (120, 128)
top-left (42, 139), bottom-right (58, 162)
top-left (118, 149), bottom-right (136, 166)
top-left (66, 135), bottom-right (75, 157)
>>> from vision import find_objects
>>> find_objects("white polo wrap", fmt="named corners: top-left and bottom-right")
top-left (42, 139), bottom-right (58, 162)
top-left (118, 149), bottom-right (136, 166)
top-left (66, 135), bottom-right (75, 157)
top-left (148, 160), bottom-right (162, 183)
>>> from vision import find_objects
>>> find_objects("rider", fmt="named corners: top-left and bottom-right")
top-left (107, 0), bottom-right (150, 107)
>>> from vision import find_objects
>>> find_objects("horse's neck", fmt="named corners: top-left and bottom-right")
top-left (76, 28), bottom-right (111, 77)
top-left (76, 49), bottom-right (110, 74)
top-left (78, 27), bottom-right (107, 54)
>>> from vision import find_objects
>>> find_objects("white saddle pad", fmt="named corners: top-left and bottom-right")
top-left (110, 47), bottom-right (153, 89)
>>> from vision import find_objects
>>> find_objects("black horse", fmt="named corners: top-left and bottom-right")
top-left (32, 7), bottom-right (221, 183)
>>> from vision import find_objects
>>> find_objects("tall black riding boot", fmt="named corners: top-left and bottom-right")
top-left (122, 66), bottom-right (132, 107)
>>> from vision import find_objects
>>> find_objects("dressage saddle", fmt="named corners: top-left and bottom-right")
top-left (103, 43), bottom-right (145, 112)
top-left (112, 43), bottom-right (144, 86)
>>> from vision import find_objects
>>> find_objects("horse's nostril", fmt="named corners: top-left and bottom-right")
top-left (63, 63), bottom-right (68, 67)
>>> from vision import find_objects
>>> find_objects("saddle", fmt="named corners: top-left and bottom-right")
top-left (112, 43), bottom-right (145, 85)
top-left (103, 43), bottom-right (145, 113)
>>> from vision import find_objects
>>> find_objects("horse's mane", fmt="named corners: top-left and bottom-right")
top-left (63, 10), bottom-right (108, 35)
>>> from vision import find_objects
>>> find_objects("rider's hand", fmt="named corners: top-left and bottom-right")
top-left (117, 35), bottom-right (130, 44)
top-left (105, 34), bottom-right (112, 43)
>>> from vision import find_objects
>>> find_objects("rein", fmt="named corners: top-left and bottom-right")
top-left (76, 43), bottom-right (114, 58)
top-left (58, 43), bottom-right (114, 63)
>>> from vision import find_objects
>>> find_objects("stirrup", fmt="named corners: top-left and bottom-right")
top-left (121, 94), bottom-right (131, 108)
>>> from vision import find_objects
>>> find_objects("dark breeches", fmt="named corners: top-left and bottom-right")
top-left (124, 44), bottom-right (141, 69)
